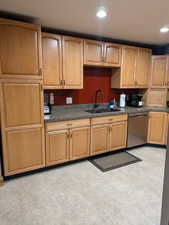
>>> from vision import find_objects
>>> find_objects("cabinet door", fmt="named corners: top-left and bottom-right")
top-left (2, 82), bottom-right (42, 128)
top-left (46, 130), bottom-right (69, 166)
top-left (104, 43), bottom-right (122, 67)
top-left (42, 33), bottom-right (62, 88)
top-left (70, 127), bottom-right (90, 160)
top-left (166, 56), bottom-right (169, 88)
top-left (147, 112), bottom-right (168, 145)
top-left (91, 125), bottom-right (109, 155)
top-left (0, 18), bottom-right (41, 78)
top-left (146, 89), bottom-right (167, 107)
top-left (62, 36), bottom-right (83, 89)
top-left (165, 114), bottom-right (169, 145)
top-left (109, 121), bottom-right (127, 151)
top-left (4, 127), bottom-right (45, 176)
top-left (135, 48), bottom-right (151, 88)
top-left (151, 56), bottom-right (168, 88)
top-left (121, 46), bottom-right (138, 88)
top-left (84, 40), bottom-right (104, 66)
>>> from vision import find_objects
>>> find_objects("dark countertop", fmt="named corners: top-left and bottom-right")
top-left (44, 104), bottom-right (169, 123)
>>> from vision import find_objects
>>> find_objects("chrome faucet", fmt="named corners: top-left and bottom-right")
top-left (94, 89), bottom-right (104, 108)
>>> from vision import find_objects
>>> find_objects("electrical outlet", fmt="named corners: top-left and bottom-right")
top-left (66, 97), bottom-right (72, 104)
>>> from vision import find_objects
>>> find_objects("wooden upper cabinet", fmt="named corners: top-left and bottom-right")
top-left (62, 36), bottom-right (83, 89)
top-left (151, 56), bottom-right (168, 88)
top-left (84, 40), bottom-right (121, 67)
top-left (135, 48), bottom-right (151, 88)
top-left (0, 18), bottom-right (42, 79)
top-left (104, 43), bottom-right (121, 67)
top-left (84, 40), bottom-right (104, 66)
top-left (145, 89), bottom-right (167, 107)
top-left (42, 33), bottom-right (62, 88)
top-left (121, 46), bottom-right (138, 88)
top-left (147, 112), bottom-right (168, 145)
top-left (3, 82), bottom-right (42, 128)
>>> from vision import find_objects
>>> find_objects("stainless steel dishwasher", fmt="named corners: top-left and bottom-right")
top-left (127, 112), bottom-right (148, 148)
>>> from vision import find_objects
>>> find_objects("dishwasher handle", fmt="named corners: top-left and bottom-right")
top-left (129, 113), bottom-right (148, 117)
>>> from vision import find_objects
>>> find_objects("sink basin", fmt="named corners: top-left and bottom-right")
top-left (85, 108), bottom-right (121, 114)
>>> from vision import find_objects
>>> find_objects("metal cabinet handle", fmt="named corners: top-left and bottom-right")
top-left (67, 123), bottom-right (72, 126)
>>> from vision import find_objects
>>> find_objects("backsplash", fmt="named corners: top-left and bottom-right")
top-left (45, 67), bottom-right (139, 105)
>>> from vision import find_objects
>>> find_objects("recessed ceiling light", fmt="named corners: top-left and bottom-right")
top-left (160, 26), bottom-right (169, 33)
top-left (96, 7), bottom-right (107, 19)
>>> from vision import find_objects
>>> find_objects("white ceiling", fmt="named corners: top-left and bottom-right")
top-left (1, 0), bottom-right (169, 45)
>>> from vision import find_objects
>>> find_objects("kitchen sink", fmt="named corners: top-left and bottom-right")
top-left (85, 108), bottom-right (121, 114)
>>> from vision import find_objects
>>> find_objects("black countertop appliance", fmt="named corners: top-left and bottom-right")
top-left (126, 94), bottom-right (144, 107)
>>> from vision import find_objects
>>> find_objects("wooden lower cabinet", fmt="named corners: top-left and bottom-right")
top-left (147, 112), bottom-right (168, 145)
top-left (46, 130), bottom-right (69, 166)
top-left (46, 119), bottom-right (91, 166)
top-left (4, 127), bottom-right (45, 176)
top-left (91, 124), bottom-right (109, 155)
top-left (109, 121), bottom-right (127, 151)
top-left (70, 127), bottom-right (90, 160)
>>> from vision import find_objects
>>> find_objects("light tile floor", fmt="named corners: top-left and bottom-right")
top-left (0, 146), bottom-right (166, 225)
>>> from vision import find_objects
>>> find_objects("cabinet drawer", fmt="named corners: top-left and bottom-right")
top-left (46, 119), bottom-right (90, 131)
top-left (91, 114), bottom-right (127, 125)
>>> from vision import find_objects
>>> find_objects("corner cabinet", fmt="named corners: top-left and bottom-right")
top-left (145, 89), bottom-right (167, 107)
top-left (84, 40), bottom-right (121, 67)
top-left (0, 18), bottom-right (42, 79)
top-left (150, 56), bottom-right (169, 88)
top-left (42, 33), bottom-right (83, 89)
top-left (0, 81), bottom-right (45, 176)
top-left (147, 112), bottom-right (168, 145)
